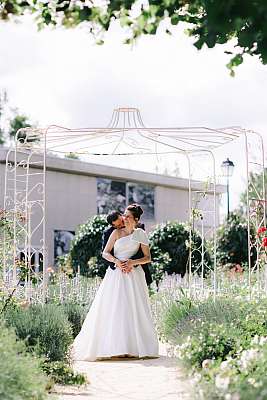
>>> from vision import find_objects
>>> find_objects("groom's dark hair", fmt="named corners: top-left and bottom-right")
top-left (107, 210), bottom-right (122, 225)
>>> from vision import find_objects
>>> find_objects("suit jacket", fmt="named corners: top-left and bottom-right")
top-left (102, 225), bottom-right (152, 286)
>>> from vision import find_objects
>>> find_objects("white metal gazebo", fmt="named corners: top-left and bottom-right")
top-left (2, 107), bottom-right (266, 298)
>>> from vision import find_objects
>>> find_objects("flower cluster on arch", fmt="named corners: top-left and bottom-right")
top-left (257, 227), bottom-right (267, 247)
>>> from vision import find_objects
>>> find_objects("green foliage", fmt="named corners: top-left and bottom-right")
top-left (217, 212), bottom-right (256, 268)
top-left (69, 214), bottom-right (108, 277)
top-left (41, 360), bottom-right (87, 386)
top-left (162, 293), bottom-right (194, 340)
top-left (2, 1), bottom-right (267, 72)
top-left (200, 337), bottom-right (267, 400)
top-left (61, 301), bottom-right (88, 338)
top-left (177, 322), bottom-right (237, 368)
top-left (0, 89), bottom-right (37, 145)
top-left (0, 90), bottom-right (7, 144)
top-left (64, 152), bottom-right (80, 160)
top-left (0, 321), bottom-right (48, 400)
top-left (149, 221), bottom-right (212, 277)
top-left (160, 294), bottom-right (267, 398)
top-left (4, 304), bottom-right (73, 362)
top-left (149, 248), bottom-right (171, 285)
top-left (239, 169), bottom-right (267, 214)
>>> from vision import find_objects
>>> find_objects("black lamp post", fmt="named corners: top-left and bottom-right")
top-left (221, 158), bottom-right (235, 219)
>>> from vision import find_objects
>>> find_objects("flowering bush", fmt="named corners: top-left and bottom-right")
top-left (257, 226), bottom-right (267, 248)
top-left (161, 293), bottom-right (267, 399)
top-left (176, 322), bottom-right (237, 368)
top-left (199, 336), bottom-right (267, 400)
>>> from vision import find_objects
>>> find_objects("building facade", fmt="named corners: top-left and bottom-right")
top-left (0, 147), bottom-right (225, 269)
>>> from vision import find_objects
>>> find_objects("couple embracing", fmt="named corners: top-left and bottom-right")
top-left (72, 203), bottom-right (159, 361)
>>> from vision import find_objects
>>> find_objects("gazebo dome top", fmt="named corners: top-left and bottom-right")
top-left (16, 107), bottom-right (249, 157)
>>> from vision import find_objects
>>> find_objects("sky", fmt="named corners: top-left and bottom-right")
top-left (1, 16), bottom-right (267, 215)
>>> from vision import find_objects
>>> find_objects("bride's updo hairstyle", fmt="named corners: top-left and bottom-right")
top-left (126, 204), bottom-right (143, 221)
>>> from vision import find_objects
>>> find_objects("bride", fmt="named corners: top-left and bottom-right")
top-left (72, 204), bottom-right (159, 361)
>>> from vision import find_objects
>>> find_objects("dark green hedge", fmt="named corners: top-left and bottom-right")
top-left (217, 212), bottom-right (256, 268)
top-left (69, 215), bottom-right (108, 277)
top-left (149, 221), bottom-right (212, 279)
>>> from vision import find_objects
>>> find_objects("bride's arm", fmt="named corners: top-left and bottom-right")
top-left (126, 244), bottom-right (151, 268)
top-left (102, 230), bottom-right (125, 270)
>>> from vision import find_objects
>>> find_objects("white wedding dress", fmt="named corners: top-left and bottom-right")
top-left (72, 228), bottom-right (159, 361)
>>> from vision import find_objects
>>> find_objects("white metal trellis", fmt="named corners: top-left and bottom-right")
top-left (2, 107), bottom-right (265, 298)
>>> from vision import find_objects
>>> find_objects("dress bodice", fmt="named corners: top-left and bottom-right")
top-left (113, 228), bottom-right (149, 261)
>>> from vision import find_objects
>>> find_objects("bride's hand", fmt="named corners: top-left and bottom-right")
top-left (115, 259), bottom-right (127, 271)
top-left (122, 260), bottom-right (134, 273)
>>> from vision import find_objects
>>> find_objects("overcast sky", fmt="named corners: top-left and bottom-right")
top-left (1, 17), bottom-right (267, 213)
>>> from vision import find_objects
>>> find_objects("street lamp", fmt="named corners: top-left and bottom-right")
top-left (221, 158), bottom-right (235, 219)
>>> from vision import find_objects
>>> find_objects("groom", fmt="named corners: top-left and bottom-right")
top-left (102, 210), bottom-right (153, 286)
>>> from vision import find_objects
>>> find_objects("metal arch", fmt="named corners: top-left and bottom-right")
top-left (2, 107), bottom-right (265, 299)
top-left (242, 130), bottom-right (265, 296)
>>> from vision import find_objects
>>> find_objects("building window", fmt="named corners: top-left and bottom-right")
top-left (128, 182), bottom-right (155, 219)
top-left (54, 230), bottom-right (75, 264)
top-left (97, 178), bottom-right (126, 214)
top-left (97, 178), bottom-right (155, 219)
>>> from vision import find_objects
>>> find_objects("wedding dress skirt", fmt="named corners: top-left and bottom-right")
top-left (72, 229), bottom-right (159, 361)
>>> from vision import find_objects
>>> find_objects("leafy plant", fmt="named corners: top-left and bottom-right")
top-left (41, 360), bottom-right (87, 386)
top-left (69, 215), bottom-right (108, 277)
top-left (61, 301), bottom-right (88, 338)
top-left (149, 221), bottom-right (212, 277)
top-left (217, 212), bottom-right (257, 268)
top-left (2, 1), bottom-right (267, 72)
top-left (177, 322), bottom-right (237, 368)
top-left (4, 304), bottom-right (73, 362)
top-left (0, 321), bottom-right (48, 400)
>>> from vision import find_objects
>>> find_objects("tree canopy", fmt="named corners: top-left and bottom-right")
top-left (0, 89), bottom-right (36, 144)
top-left (1, 1), bottom-right (267, 73)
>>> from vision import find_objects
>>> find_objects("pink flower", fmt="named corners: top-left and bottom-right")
top-left (262, 237), bottom-right (267, 247)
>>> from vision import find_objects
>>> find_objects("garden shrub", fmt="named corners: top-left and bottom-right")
top-left (4, 303), bottom-right (73, 362)
top-left (199, 336), bottom-right (267, 400)
top-left (41, 360), bottom-right (87, 386)
top-left (61, 301), bottom-right (88, 338)
top-left (69, 215), bottom-right (108, 277)
top-left (0, 321), bottom-right (48, 400)
top-left (161, 294), bottom-right (195, 340)
top-left (149, 221), bottom-right (212, 277)
top-left (162, 295), bottom-right (267, 399)
top-left (217, 212), bottom-right (257, 268)
top-left (149, 248), bottom-right (171, 285)
top-left (177, 322), bottom-right (237, 368)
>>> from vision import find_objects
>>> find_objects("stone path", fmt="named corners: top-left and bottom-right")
top-left (51, 344), bottom-right (191, 400)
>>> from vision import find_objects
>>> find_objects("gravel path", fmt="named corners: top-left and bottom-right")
top-left (51, 344), bottom-right (192, 400)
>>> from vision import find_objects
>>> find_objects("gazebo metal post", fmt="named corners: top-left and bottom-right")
top-left (186, 152), bottom-right (192, 296)
top-left (244, 132), bottom-right (252, 296)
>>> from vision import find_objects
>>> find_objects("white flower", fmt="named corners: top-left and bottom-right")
top-left (202, 359), bottom-right (212, 369)
top-left (259, 336), bottom-right (267, 346)
top-left (238, 348), bottom-right (259, 371)
top-left (251, 335), bottom-right (259, 345)
top-left (220, 360), bottom-right (230, 370)
top-left (215, 375), bottom-right (230, 391)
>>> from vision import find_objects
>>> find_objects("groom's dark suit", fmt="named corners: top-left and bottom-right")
top-left (102, 225), bottom-right (153, 286)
